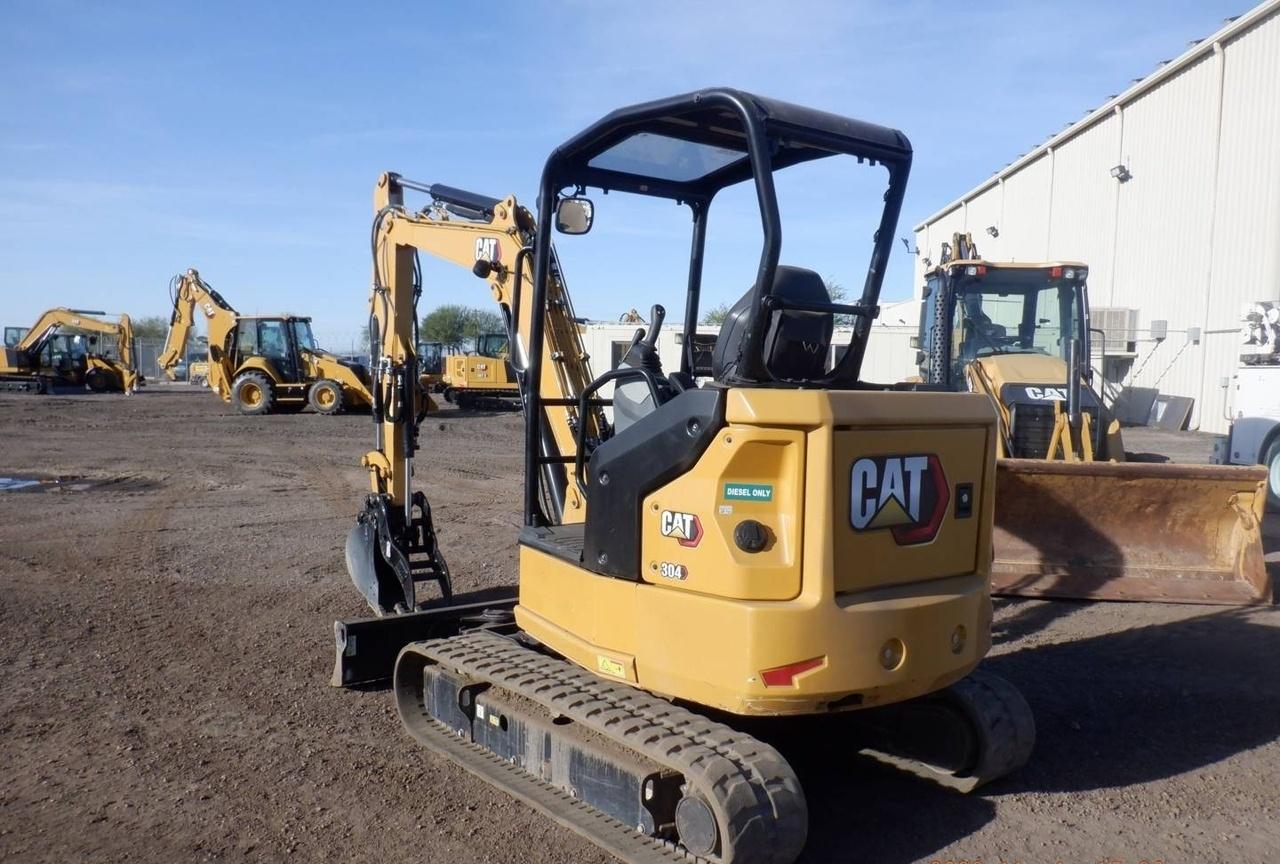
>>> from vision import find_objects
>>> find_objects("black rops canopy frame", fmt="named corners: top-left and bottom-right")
top-left (524, 87), bottom-right (913, 526)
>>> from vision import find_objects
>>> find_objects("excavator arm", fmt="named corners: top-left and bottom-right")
top-left (159, 270), bottom-right (240, 399)
top-left (344, 172), bottom-right (606, 621)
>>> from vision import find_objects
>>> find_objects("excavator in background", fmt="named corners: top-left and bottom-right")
top-left (433, 331), bottom-right (521, 408)
top-left (158, 269), bottom-right (373, 415)
top-left (417, 340), bottom-right (444, 388)
top-left (337, 90), bottom-right (1035, 864)
top-left (0, 308), bottom-right (141, 393)
top-left (917, 233), bottom-right (1271, 604)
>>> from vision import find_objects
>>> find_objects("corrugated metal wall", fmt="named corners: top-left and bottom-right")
top-left (913, 1), bottom-right (1280, 433)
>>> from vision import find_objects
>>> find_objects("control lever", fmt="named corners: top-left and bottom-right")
top-left (644, 304), bottom-right (665, 348)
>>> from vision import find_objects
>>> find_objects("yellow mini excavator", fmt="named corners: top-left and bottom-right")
top-left (916, 234), bottom-right (1271, 604)
top-left (1, 308), bottom-right (140, 393)
top-left (158, 269), bottom-right (373, 415)
top-left (336, 90), bottom-right (1036, 864)
top-left (436, 331), bottom-right (521, 408)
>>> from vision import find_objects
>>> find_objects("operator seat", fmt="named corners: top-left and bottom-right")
top-left (712, 265), bottom-right (834, 385)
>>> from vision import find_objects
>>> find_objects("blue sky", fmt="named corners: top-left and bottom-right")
top-left (0, 0), bottom-right (1249, 349)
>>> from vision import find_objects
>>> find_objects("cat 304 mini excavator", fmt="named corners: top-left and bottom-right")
top-left (338, 90), bottom-right (1034, 864)
top-left (158, 269), bottom-right (373, 415)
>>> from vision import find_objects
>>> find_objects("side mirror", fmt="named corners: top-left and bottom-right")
top-left (555, 198), bottom-right (594, 235)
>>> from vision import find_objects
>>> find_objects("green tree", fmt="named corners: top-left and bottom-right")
top-left (466, 309), bottom-right (505, 340)
top-left (700, 302), bottom-right (731, 326)
top-left (130, 315), bottom-right (170, 340)
top-left (421, 305), bottom-right (506, 352)
top-left (824, 277), bottom-right (854, 326)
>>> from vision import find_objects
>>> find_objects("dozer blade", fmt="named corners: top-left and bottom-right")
top-left (992, 459), bottom-right (1272, 605)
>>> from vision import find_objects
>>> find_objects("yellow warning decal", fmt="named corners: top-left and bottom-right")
top-left (596, 656), bottom-right (626, 678)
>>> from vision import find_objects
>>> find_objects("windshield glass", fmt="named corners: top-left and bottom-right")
top-left (587, 132), bottom-right (744, 183)
top-left (476, 333), bottom-right (510, 357)
top-left (291, 319), bottom-right (317, 352)
top-left (950, 271), bottom-right (1082, 381)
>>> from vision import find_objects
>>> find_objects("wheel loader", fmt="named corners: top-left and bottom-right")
top-left (0, 308), bottom-right (141, 393)
top-left (917, 234), bottom-right (1271, 604)
top-left (335, 90), bottom-right (1036, 864)
top-left (158, 269), bottom-right (373, 415)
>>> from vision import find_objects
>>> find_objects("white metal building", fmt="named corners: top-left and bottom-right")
top-left (913, 0), bottom-right (1280, 433)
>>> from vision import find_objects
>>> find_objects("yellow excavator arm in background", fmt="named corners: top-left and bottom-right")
top-left (4, 307), bottom-right (140, 392)
top-left (158, 269), bottom-right (240, 400)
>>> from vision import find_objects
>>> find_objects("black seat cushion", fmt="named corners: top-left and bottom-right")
top-left (711, 265), bottom-right (834, 384)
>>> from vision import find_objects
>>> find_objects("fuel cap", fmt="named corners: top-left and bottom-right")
top-left (733, 520), bottom-right (769, 553)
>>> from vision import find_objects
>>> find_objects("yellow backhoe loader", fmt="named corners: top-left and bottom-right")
top-left (1, 308), bottom-right (140, 393)
top-left (916, 234), bottom-right (1271, 604)
top-left (158, 269), bottom-right (373, 415)
top-left (335, 90), bottom-right (1035, 864)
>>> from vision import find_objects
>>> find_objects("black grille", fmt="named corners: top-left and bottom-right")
top-left (1009, 403), bottom-right (1054, 459)
top-left (1008, 402), bottom-right (1098, 459)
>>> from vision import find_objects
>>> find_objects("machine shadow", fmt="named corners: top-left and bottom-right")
top-left (991, 474), bottom-right (1130, 641)
top-left (717, 716), bottom-right (997, 863)
top-left (985, 606), bottom-right (1280, 794)
top-left (792, 751), bottom-right (997, 863)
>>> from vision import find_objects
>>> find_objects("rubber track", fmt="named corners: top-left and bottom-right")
top-left (859, 669), bottom-right (1035, 793)
top-left (396, 630), bottom-right (807, 864)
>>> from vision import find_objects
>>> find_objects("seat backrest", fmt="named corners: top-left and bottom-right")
top-left (711, 265), bottom-right (834, 385)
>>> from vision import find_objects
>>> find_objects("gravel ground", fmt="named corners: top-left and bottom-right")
top-left (1, 387), bottom-right (1277, 864)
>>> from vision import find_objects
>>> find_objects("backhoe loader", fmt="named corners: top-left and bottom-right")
top-left (336, 90), bottom-right (1035, 864)
top-left (917, 234), bottom-right (1271, 604)
top-left (158, 269), bottom-right (373, 415)
top-left (0, 308), bottom-right (140, 393)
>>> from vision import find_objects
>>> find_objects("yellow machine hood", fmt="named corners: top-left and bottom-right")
top-left (972, 353), bottom-right (1068, 390)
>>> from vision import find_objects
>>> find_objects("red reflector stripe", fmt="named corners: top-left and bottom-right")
top-left (760, 656), bottom-right (825, 687)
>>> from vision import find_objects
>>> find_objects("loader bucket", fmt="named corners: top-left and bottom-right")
top-left (992, 459), bottom-right (1272, 605)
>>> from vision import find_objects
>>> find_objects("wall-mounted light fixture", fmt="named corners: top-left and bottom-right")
top-left (900, 237), bottom-right (918, 254)
top-left (1110, 163), bottom-right (1132, 183)
top-left (986, 225), bottom-right (999, 238)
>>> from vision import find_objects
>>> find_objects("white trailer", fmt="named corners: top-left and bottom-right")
top-left (1216, 364), bottom-right (1280, 509)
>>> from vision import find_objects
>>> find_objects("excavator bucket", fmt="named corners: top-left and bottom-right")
top-left (992, 459), bottom-right (1272, 605)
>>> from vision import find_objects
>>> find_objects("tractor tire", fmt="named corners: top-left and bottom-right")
top-left (308, 379), bottom-right (345, 415)
top-left (1264, 437), bottom-right (1280, 514)
top-left (85, 369), bottom-right (110, 393)
top-left (232, 371), bottom-right (275, 416)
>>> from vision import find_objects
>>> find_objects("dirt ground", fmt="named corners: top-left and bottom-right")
top-left (1, 387), bottom-right (1277, 864)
